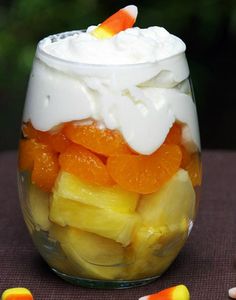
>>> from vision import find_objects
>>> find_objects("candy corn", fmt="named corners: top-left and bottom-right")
top-left (1, 288), bottom-right (34, 300)
top-left (92, 5), bottom-right (138, 39)
top-left (139, 285), bottom-right (190, 300)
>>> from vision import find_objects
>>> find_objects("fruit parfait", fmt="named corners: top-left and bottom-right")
top-left (18, 5), bottom-right (202, 288)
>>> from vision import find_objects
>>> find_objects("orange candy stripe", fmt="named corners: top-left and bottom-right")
top-left (107, 144), bottom-right (182, 194)
top-left (5, 295), bottom-right (33, 300)
top-left (148, 286), bottom-right (175, 300)
top-left (59, 144), bottom-right (114, 186)
top-left (1, 288), bottom-right (34, 300)
top-left (92, 5), bottom-right (137, 38)
top-left (64, 122), bottom-right (133, 156)
top-left (140, 285), bottom-right (190, 300)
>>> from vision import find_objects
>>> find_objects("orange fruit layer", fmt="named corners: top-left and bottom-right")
top-left (164, 122), bottom-right (182, 145)
top-left (22, 122), bottom-right (71, 153)
top-left (19, 139), bottom-right (36, 171)
top-left (185, 153), bottom-right (202, 187)
top-left (64, 122), bottom-right (133, 156)
top-left (107, 144), bottom-right (182, 194)
top-left (32, 148), bottom-right (59, 193)
top-left (165, 123), bottom-right (193, 169)
top-left (59, 144), bottom-right (114, 186)
top-left (180, 146), bottom-right (192, 168)
top-left (19, 139), bottom-right (59, 192)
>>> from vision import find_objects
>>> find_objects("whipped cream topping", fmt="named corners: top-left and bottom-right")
top-left (23, 27), bottom-right (200, 155)
top-left (41, 26), bottom-right (186, 65)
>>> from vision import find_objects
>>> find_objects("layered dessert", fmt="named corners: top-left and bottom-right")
top-left (18, 5), bottom-right (201, 285)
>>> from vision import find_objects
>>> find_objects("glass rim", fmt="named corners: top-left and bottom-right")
top-left (37, 30), bottom-right (186, 69)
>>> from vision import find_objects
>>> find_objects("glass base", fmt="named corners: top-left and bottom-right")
top-left (52, 268), bottom-right (159, 289)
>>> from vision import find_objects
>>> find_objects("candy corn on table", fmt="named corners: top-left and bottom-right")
top-left (0, 150), bottom-right (235, 299)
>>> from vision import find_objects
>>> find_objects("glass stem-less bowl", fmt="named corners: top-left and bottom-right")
top-left (17, 31), bottom-right (202, 289)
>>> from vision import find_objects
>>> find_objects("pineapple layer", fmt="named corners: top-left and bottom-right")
top-left (28, 183), bottom-right (51, 231)
top-left (125, 221), bottom-right (188, 279)
top-left (55, 171), bottom-right (139, 213)
top-left (138, 169), bottom-right (196, 227)
top-left (49, 194), bottom-right (140, 246)
top-left (24, 167), bottom-right (196, 280)
top-left (49, 225), bottom-right (125, 279)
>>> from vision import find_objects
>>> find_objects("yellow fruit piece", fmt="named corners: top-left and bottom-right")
top-left (49, 225), bottom-right (125, 279)
top-left (31, 230), bottom-right (77, 276)
top-left (156, 220), bottom-right (189, 257)
top-left (28, 183), bottom-right (51, 231)
top-left (126, 221), bottom-right (188, 279)
top-left (46, 254), bottom-right (77, 276)
top-left (138, 169), bottom-right (196, 227)
top-left (49, 194), bottom-right (140, 246)
top-left (55, 171), bottom-right (139, 213)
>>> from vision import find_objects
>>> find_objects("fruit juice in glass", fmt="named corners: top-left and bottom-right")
top-left (18, 6), bottom-right (202, 288)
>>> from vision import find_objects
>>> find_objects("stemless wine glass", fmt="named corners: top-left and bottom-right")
top-left (18, 31), bottom-right (202, 289)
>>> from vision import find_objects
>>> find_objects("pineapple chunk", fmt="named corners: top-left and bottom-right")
top-left (138, 169), bottom-right (196, 227)
top-left (28, 183), bottom-right (51, 231)
top-left (54, 171), bottom-right (139, 213)
top-left (49, 194), bottom-right (140, 246)
top-left (125, 220), bottom-right (188, 279)
top-left (32, 229), bottom-right (76, 275)
top-left (49, 225), bottom-right (125, 279)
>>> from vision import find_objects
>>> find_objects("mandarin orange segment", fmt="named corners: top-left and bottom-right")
top-left (64, 122), bottom-right (132, 156)
top-left (185, 153), bottom-right (202, 187)
top-left (49, 131), bottom-right (71, 153)
top-left (19, 139), bottom-right (51, 171)
top-left (32, 147), bottom-right (59, 193)
top-left (19, 139), bottom-right (36, 171)
top-left (165, 123), bottom-right (193, 169)
top-left (19, 138), bottom-right (59, 192)
top-left (59, 144), bottom-right (114, 186)
top-left (22, 122), bottom-right (71, 153)
top-left (22, 122), bottom-right (37, 138)
top-left (164, 122), bottom-right (182, 145)
top-left (22, 122), bottom-right (47, 141)
top-left (107, 144), bottom-right (182, 194)
top-left (180, 145), bottom-right (192, 168)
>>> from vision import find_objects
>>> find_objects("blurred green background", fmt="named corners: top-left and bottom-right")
top-left (0, 0), bottom-right (235, 151)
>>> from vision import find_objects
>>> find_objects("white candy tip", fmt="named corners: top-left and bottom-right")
top-left (138, 296), bottom-right (148, 300)
top-left (123, 5), bottom-right (138, 19)
top-left (229, 287), bottom-right (236, 299)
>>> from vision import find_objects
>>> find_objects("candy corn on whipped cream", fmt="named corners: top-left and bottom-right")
top-left (23, 5), bottom-right (200, 155)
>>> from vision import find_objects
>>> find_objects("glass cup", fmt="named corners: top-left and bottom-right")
top-left (18, 31), bottom-right (202, 289)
